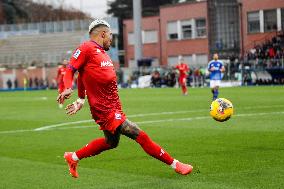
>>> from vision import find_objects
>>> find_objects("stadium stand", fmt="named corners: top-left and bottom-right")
top-left (242, 31), bottom-right (284, 85)
top-left (0, 18), bottom-right (119, 67)
top-left (0, 31), bottom-right (86, 66)
top-left (0, 18), bottom-right (119, 89)
top-left (246, 31), bottom-right (284, 69)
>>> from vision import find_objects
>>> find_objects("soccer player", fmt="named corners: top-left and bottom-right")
top-left (57, 59), bottom-right (68, 108)
top-left (57, 19), bottom-right (193, 178)
top-left (175, 56), bottom-right (190, 95)
top-left (208, 53), bottom-right (225, 100)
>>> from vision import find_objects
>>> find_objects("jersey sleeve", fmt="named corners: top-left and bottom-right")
top-left (64, 43), bottom-right (88, 89)
top-left (77, 74), bottom-right (86, 99)
top-left (186, 64), bottom-right (189, 72)
top-left (69, 43), bottom-right (88, 71)
top-left (207, 61), bottom-right (212, 71)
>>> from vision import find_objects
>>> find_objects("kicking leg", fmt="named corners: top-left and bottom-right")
top-left (120, 119), bottom-right (193, 175)
top-left (64, 129), bottom-right (121, 178)
top-left (75, 129), bottom-right (120, 159)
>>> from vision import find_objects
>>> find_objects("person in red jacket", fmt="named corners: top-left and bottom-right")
top-left (175, 56), bottom-right (190, 95)
top-left (56, 59), bottom-right (68, 108)
top-left (57, 19), bottom-right (193, 178)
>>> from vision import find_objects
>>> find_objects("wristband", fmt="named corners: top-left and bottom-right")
top-left (76, 98), bottom-right (85, 104)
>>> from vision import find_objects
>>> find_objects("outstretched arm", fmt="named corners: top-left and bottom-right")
top-left (57, 46), bottom-right (87, 104)
top-left (65, 74), bottom-right (86, 115)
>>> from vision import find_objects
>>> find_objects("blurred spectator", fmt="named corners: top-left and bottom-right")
top-left (193, 68), bottom-right (201, 87)
top-left (50, 79), bottom-right (57, 89)
top-left (7, 79), bottom-right (12, 89)
top-left (151, 70), bottom-right (162, 87)
top-left (164, 70), bottom-right (176, 87)
top-left (243, 73), bottom-right (252, 86)
top-left (45, 78), bottom-right (49, 89)
top-left (39, 78), bottom-right (44, 89)
top-left (199, 67), bottom-right (206, 86)
top-left (14, 78), bottom-right (18, 89)
top-left (34, 77), bottom-right (39, 89)
top-left (29, 78), bottom-right (33, 88)
top-left (246, 32), bottom-right (284, 69)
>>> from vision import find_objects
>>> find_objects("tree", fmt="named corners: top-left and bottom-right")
top-left (0, 0), bottom-right (89, 24)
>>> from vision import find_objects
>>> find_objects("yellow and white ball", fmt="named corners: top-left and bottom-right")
top-left (210, 98), bottom-right (233, 122)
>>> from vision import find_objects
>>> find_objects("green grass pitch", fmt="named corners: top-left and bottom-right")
top-left (0, 86), bottom-right (284, 189)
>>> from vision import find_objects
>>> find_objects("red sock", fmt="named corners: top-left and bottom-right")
top-left (182, 85), bottom-right (187, 94)
top-left (135, 131), bottom-right (174, 165)
top-left (75, 138), bottom-right (111, 160)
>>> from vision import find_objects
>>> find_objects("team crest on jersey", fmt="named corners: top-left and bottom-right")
top-left (73, 49), bottom-right (81, 59)
top-left (97, 49), bottom-right (101, 53)
top-left (115, 113), bottom-right (121, 120)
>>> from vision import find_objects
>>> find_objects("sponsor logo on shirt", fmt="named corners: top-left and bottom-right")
top-left (115, 113), bottom-right (121, 120)
top-left (100, 60), bottom-right (113, 67)
top-left (73, 49), bottom-right (81, 59)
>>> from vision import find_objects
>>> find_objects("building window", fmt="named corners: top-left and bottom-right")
top-left (151, 58), bottom-right (159, 67)
top-left (247, 11), bottom-right (260, 33)
top-left (167, 21), bottom-right (178, 40)
top-left (181, 20), bottom-right (192, 39)
top-left (196, 19), bottom-right (206, 37)
top-left (183, 55), bottom-right (193, 65)
top-left (143, 30), bottom-right (158, 43)
top-left (167, 56), bottom-right (179, 66)
top-left (264, 9), bottom-right (277, 32)
top-left (196, 54), bottom-right (208, 67)
top-left (128, 32), bottom-right (134, 45)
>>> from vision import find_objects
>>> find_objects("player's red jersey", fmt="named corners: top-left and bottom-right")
top-left (64, 41), bottom-right (126, 133)
top-left (175, 63), bottom-right (189, 78)
top-left (57, 66), bottom-right (67, 93)
top-left (57, 66), bottom-right (66, 83)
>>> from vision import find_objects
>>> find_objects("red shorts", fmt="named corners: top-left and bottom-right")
top-left (91, 109), bottom-right (126, 134)
top-left (178, 76), bottom-right (187, 86)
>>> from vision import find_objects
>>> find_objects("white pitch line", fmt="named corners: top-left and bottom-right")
top-left (34, 104), bottom-right (284, 131)
top-left (242, 104), bottom-right (284, 109)
top-left (58, 111), bottom-right (284, 130)
top-left (34, 109), bottom-right (207, 131)
top-left (0, 111), bottom-right (283, 135)
top-left (0, 129), bottom-right (32, 134)
top-left (34, 119), bottom-right (94, 131)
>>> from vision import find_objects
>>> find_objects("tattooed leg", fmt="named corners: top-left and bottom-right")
top-left (119, 119), bottom-right (141, 139)
top-left (120, 119), bottom-right (174, 165)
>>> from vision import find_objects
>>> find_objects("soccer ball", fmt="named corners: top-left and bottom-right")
top-left (210, 98), bottom-right (233, 122)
